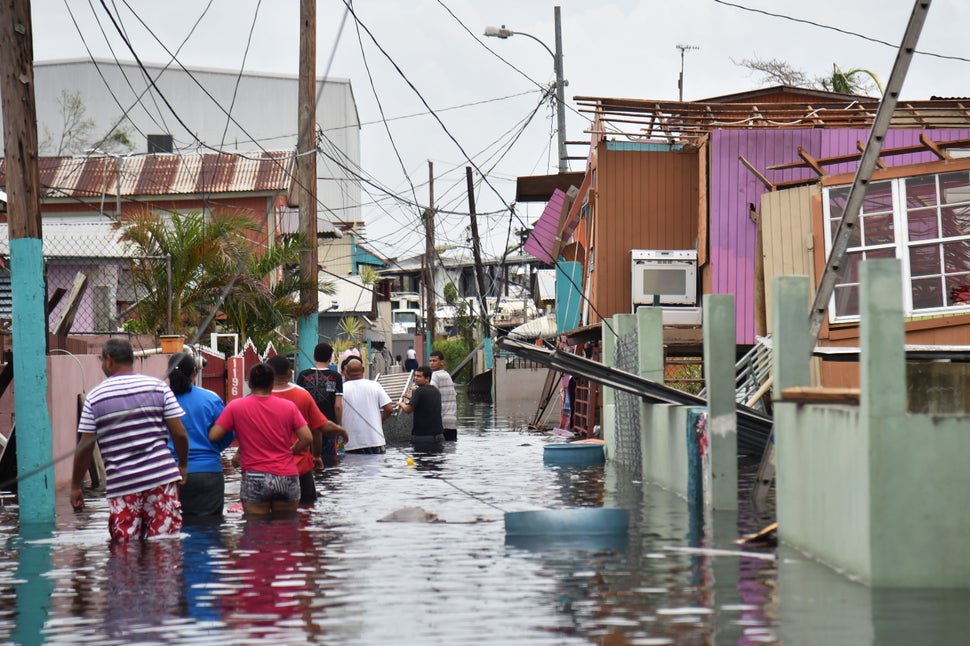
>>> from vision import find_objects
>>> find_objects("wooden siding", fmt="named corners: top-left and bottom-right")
top-left (590, 145), bottom-right (698, 323)
top-left (761, 185), bottom-right (819, 333)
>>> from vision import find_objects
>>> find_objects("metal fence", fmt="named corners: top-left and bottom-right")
top-left (613, 332), bottom-right (642, 474)
top-left (0, 223), bottom-right (163, 336)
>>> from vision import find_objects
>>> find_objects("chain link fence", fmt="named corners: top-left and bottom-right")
top-left (0, 221), bottom-right (162, 336)
top-left (613, 332), bottom-right (642, 475)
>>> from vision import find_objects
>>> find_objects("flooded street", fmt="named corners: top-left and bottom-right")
top-left (0, 393), bottom-right (968, 644)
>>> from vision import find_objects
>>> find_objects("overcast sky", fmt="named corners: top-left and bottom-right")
top-left (28, 0), bottom-right (970, 262)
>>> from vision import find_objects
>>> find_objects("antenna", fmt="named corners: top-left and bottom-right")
top-left (676, 44), bottom-right (700, 101)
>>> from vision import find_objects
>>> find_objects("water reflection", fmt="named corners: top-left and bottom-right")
top-left (103, 538), bottom-right (183, 639)
top-left (1, 399), bottom-right (969, 643)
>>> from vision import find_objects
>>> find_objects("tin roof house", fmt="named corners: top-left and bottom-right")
top-left (523, 85), bottom-right (970, 394)
top-left (0, 150), bottom-right (337, 339)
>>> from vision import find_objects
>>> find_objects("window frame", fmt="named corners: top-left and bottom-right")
top-left (821, 168), bottom-right (970, 323)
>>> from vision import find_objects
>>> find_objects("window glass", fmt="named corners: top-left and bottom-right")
top-left (860, 180), bottom-right (893, 214)
top-left (861, 213), bottom-right (894, 245)
top-left (909, 244), bottom-right (941, 277)
top-left (941, 204), bottom-right (970, 237)
top-left (905, 174), bottom-right (938, 208)
top-left (940, 171), bottom-right (970, 205)
top-left (911, 276), bottom-right (943, 310)
top-left (943, 240), bottom-right (970, 274)
top-left (907, 207), bottom-right (938, 241)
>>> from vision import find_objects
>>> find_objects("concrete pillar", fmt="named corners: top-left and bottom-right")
top-left (602, 315), bottom-right (619, 457)
top-left (10, 239), bottom-right (55, 523)
top-left (860, 259), bottom-right (905, 419)
top-left (772, 275), bottom-right (812, 398)
top-left (636, 307), bottom-right (664, 381)
top-left (703, 294), bottom-right (737, 510)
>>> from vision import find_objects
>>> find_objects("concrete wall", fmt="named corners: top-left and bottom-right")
top-left (6, 352), bottom-right (175, 492)
top-left (493, 360), bottom-right (558, 423)
top-left (774, 263), bottom-right (970, 587)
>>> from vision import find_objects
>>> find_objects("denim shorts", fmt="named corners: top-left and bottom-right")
top-left (240, 471), bottom-right (300, 504)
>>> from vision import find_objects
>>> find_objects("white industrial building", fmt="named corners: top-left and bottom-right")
top-left (1, 58), bottom-right (361, 225)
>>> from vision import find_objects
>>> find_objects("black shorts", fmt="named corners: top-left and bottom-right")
top-left (179, 471), bottom-right (225, 517)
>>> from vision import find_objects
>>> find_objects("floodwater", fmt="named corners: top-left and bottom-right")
top-left (1, 394), bottom-right (969, 645)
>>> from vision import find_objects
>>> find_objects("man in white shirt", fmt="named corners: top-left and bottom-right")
top-left (340, 359), bottom-right (395, 454)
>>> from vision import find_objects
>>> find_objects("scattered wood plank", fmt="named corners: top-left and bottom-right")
top-left (779, 386), bottom-right (860, 405)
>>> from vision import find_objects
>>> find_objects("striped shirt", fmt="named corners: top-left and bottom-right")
top-left (431, 369), bottom-right (458, 429)
top-left (78, 373), bottom-right (185, 498)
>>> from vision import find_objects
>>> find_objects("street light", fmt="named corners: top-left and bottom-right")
top-left (676, 44), bottom-right (699, 102)
top-left (485, 6), bottom-right (568, 173)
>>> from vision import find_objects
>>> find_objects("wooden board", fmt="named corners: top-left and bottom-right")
top-left (779, 386), bottom-right (860, 404)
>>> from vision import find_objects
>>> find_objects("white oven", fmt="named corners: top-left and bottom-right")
top-left (631, 249), bottom-right (698, 307)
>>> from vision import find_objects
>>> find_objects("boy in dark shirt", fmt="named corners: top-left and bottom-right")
top-left (296, 343), bottom-right (343, 466)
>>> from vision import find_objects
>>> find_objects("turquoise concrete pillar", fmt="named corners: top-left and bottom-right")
top-left (702, 294), bottom-right (737, 510)
top-left (297, 314), bottom-right (318, 373)
top-left (13, 525), bottom-right (53, 644)
top-left (772, 276), bottom-right (812, 398)
top-left (10, 238), bottom-right (55, 524)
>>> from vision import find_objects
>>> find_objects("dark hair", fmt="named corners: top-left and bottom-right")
top-left (314, 342), bottom-right (334, 363)
top-left (340, 355), bottom-right (363, 371)
top-left (415, 366), bottom-right (432, 380)
top-left (167, 352), bottom-right (196, 395)
top-left (102, 338), bottom-right (134, 365)
top-left (265, 354), bottom-right (292, 379)
top-left (430, 350), bottom-right (444, 361)
top-left (248, 363), bottom-right (275, 390)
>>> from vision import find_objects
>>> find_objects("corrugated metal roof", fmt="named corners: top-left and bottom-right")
top-left (1, 151), bottom-right (295, 199)
top-left (524, 188), bottom-right (565, 265)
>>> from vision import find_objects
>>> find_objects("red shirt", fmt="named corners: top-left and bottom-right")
top-left (272, 384), bottom-right (328, 475)
top-left (215, 395), bottom-right (307, 476)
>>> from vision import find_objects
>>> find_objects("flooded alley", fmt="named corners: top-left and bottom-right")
top-left (0, 394), bottom-right (967, 645)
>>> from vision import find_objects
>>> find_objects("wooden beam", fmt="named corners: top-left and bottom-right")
top-left (780, 386), bottom-right (861, 404)
top-left (919, 133), bottom-right (951, 161)
top-left (857, 141), bottom-right (887, 170)
top-left (797, 147), bottom-right (826, 176)
top-left (738, 155), bottom-right (776, 191)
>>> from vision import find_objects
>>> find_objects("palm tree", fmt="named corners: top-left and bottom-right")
top-left (220, 233), bottom-right (335, 349)
top-left (119, 209), bottom-right (258, 336)
top-left (118, 209), bottom-right (332, 348)
top-left (819, 64), bottom-right (883, 95)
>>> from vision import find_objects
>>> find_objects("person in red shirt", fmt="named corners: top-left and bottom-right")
top-left (209, 363), bottom-right (312, 516)
top-left (266, 355), bottom-right (348, 504)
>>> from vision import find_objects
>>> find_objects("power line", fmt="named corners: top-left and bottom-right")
top-left (712, 0), bottom-right (970, 63)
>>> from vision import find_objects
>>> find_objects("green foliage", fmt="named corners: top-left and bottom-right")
top-left (119, 209), bottom-right (329, 349)
top-left (433, 337), bottom-right (472, 380)
top-left (337, 315), bottom-right (363, 343)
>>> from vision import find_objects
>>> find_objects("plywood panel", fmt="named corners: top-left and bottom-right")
top-left (762, 185), bottom-right (819, 332)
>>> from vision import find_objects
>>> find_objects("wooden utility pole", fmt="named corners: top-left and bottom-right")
top-left (0, 0), bottom-right (55, 523)
top-left (296, 0), bottom-right (318, 372)
top-left (424, 161), bottom-right (436, 346)
top-left (466, 167), bottom-right (489, 338)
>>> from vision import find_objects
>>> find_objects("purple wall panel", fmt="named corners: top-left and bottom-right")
top-left (710, 130), bottom-right (821, 344)
top-left (710, 128), bottom-right (970, 344)
top-left (524, 188), bottom-right (565, 265)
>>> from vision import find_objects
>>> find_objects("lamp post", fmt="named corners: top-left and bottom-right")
top-left (676, 44), bottom-right (699, 102)
top-left (485, 6), bottom-right (568, 173)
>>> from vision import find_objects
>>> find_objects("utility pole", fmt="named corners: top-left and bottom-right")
top-left (553, 6), bottom-right (567, 173)
top-left (0, 0), bottom-right (55, 523)
top-left (297, 0), bottom-right (318, 372)
top-left (466, 167), bottom-right (489, 338)
top-left (676, 43), bottom-right (699, 102)
top-left (424, 161), bottom-right (436, 350)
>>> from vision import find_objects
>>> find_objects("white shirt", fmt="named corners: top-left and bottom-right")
top-left (341, 378), bottom-right (392, 450)
top-left (406, 348), bottom-right (416, 360)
